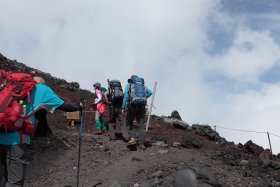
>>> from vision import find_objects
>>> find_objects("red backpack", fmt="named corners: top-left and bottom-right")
top-left (0, 69), bottom-right (36, 135)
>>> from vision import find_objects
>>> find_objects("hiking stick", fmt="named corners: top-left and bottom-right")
top-left (76, 109), bottom-right (83, 187)
top-left (77, 99), bottom-right (85, 187)
top-left (77, 111), bottom-right (83, 187)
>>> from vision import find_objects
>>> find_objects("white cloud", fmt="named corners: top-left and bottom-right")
top-left (210, 28), bottom-right (280, 82)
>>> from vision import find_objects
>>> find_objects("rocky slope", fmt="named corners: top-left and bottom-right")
top-left (1, 53), bottom-right (280, 187)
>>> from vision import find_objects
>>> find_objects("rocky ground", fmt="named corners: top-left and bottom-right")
top-left (23, 114), bottom-right (280, 187)
top-left (1, 53), bottom-right (280, 187)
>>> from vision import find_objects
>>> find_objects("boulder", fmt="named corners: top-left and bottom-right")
top-left (244, 140), bottom-right (264, 155)
top-left (163, 118), bottom-right (189, 130)
top-left (171, 110), bottom-right (181, 120)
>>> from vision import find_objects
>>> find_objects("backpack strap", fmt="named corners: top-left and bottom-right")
top-left (128, 83), bottom-right (132, 104)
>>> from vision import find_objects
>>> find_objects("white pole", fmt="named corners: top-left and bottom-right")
top-left (146, 82), bottom-right (157, 131)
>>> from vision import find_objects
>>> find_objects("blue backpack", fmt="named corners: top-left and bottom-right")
top-left (129, 76), bottom-right (147, 105)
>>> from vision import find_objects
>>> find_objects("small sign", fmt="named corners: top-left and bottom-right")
top-left (66, 111), bottom-right (80, 120)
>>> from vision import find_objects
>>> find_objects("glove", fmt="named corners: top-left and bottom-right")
top-left (79, 98), bottom-right (86, 111)
top-left (121, 108), bottom-right (126, 115)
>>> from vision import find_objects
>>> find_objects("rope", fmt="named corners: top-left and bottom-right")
top-left (269, 133), bottom-right (280, 138)
top-left (214, 125), bottom-right (267, 134)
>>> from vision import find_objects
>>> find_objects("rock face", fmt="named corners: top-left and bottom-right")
top-left (1, 53), bottom-right (280, 186)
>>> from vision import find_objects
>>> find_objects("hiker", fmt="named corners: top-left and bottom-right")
top-left (0, 74), bottom-right (83, 187)
top-left (104, 79), bottom-right (128, 141)
top-left (33, 76), bottom-right (52, 137)
top-left (121, 75), bottom-right (153, 150)
top-left (92, 82), bottom-right (107, 135)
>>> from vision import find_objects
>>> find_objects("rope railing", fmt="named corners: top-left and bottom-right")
top-left (213, 125), bottom-right (280, 156)
top-left (268, 133), bottom-right (280, 138)
top-left (214, 125), bottom-right (267, 134)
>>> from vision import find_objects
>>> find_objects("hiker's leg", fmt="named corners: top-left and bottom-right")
top-left (95, 111), bottom-right (101, 130)
top-left (6, 144), bottom-right (29, 187)
top-left (108, 107), bottom-right (117, 140)
top-left (0, 145), bottom-right (8, 187)
top-left (99, 114), bottom-right (107, 131)
top-left (117, 108), bottom-right (129, 140)
top-left (136, 106), bottom-right (146, 146)
top-left (126, 106), bottom-right (136, 139)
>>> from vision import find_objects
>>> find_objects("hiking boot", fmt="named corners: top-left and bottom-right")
top-left (127, 138), bottom-right (137, 145)
top-left (94, 130), bottom-right (102, 135)
top-left (139, 144), bottom-right (146, 150)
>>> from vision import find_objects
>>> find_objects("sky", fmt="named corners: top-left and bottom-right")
top-left (1, 0), bottom-right (280, 154)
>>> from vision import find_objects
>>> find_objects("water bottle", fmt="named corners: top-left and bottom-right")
top-left (22, 105), bottom-right (26, 117)
top-left (19, 100), bottom-right (24, 105)
top-left (15, 101), bottom-right (26, 127)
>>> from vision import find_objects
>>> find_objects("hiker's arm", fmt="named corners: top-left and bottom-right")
top-left (145, 86), bottom-right (153, 98)
top-left (57, 102), bottom-right (81, 112)
top-left (94, 91), bottom-right (102, 104)
top-left (104, 91), bottom-right (110, 104)
top-left (121, 84), bottom-right (130, 109)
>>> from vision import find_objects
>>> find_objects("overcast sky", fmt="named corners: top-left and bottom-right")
top-left (1, 0), bottom-right (280, 154)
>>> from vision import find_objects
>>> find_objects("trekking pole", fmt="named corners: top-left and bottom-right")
top-left (77, 99), bottom-right (85, 187)
top-left (146, 82), bottom-right (157, 131)
top-left (76, 110), bottom-right (83, 187)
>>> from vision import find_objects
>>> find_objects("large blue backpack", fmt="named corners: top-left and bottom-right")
top-left (129, 76), bottom-right (147, 105)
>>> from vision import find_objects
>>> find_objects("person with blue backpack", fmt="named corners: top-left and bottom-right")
top-left (121, 75), bottom-right (153, 150)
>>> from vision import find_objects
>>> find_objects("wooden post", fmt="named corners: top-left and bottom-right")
top-left (146, 82), bottom-right (157, 131)
top-left (267, 132), bottom-right (273, 157)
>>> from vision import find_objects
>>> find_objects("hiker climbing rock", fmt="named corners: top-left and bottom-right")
top-left (92, 82), bottom-right (107, 135)
top-left (121, 75), bottom-right (153, 150)
top-left (104, 79), bottom-right (129, 141)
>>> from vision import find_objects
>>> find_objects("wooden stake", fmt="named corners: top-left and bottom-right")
top-left (146, 82), bottom-right (157, 131)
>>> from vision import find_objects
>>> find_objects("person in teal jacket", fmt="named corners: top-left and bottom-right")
top-left (0, 80), bottom-right (82, 187)
top-left (121, 75), bottom-right (153, 150)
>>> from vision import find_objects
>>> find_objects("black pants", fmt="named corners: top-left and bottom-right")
top-left (0, 144), bottom-right (29, 187)
top-left (126, 105), bottom-right (146, 145)
top-left (108, 106), bottom-right (128, 140)
top-left (34, 109), bottom-right (53, 137)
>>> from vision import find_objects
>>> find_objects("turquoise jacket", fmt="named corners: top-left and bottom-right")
top-left (0, 84), bottom-right (64, 145)
top-left (121, 83), bottom-right (153, 109)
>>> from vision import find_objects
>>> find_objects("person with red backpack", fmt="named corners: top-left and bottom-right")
top-left (121, 75), bottom-right (153, 150)
top-left (0, 72), bottom-right (83, 187)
